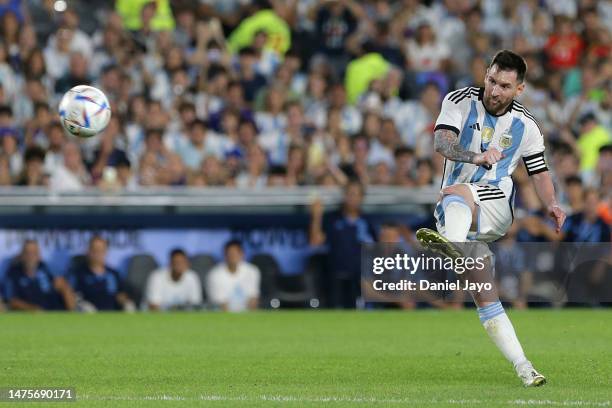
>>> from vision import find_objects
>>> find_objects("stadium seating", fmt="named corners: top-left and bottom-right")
top-left (189, 253), bottom-right (217, 304)
top-left (126, 254), bottom-right (158, 307)
top-left (250, 253), bottom-right (320, 308)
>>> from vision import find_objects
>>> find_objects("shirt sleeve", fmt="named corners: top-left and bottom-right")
top-left (520, 121), bottom-right (548, 176)
top-left (434, 90), bottom-right (465, 136)
top-left (206, 267), bottom-right (226, 306)
top-left (188, 272), bottom-right (203, 305)
top-left (3, 274), bottom-right (16, 300)
top-left (145, 271), bottom-right (163, 307)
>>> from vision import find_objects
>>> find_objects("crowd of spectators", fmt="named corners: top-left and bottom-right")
top-left (0, 1), bottom-right (608, 199)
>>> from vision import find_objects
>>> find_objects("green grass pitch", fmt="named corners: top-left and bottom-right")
top-left (1, 310), bottom-right (610, 407)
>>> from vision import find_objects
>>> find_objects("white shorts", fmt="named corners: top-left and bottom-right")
top-left (434, 183), bottom-right (514, 242)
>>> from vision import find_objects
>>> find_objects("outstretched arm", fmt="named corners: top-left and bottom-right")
top-left (531, 171), bottom-right (566, 234)
top-left (434, 129), bottom-right (502, 167)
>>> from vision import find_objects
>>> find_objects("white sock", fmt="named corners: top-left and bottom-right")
top-left (478, 301), bottom-right (528, 368)
top-left (441, 195), bottom-right (472, 242)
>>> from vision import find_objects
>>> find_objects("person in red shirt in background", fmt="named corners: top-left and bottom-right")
top-left (544, 16), bottom-right (584, 70)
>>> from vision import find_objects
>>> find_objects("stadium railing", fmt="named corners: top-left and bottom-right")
top-left (0, 186), bottom-right (440, 210)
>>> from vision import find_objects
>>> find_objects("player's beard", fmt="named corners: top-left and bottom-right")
top-left (483, 93), bottom-right (512, 115)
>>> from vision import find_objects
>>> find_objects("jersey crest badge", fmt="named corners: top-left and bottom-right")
top-left (482, 127), bottom-right (494, 143)
top-left (500, 131), bottom-right (513, 149)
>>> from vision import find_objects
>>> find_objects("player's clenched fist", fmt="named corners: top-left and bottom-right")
top-left (473, 147), bottom-right (504, 166)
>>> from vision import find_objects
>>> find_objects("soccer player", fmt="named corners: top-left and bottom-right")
top-left (416, 50), bottom-right (566, 387)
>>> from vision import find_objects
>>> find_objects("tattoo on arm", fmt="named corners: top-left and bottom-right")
top-left (434, 129), bottom-right (476, 163)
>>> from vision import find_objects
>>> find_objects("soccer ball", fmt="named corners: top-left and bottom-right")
top-left (59, 85), bottom-right (111, 138)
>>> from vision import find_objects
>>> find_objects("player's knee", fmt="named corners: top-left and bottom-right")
top-left (441, 185), bottom-right (474, 209)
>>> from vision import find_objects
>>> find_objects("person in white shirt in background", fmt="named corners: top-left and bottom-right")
top-left (145, 249), bottom-right (202, 311)
top-left (206, 240), bottom-right (260, 312)
top-left (50, 141), bottom-right (91, 191)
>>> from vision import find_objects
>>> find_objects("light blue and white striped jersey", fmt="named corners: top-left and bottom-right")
top-left (434, 87), bottom-right (547, 198)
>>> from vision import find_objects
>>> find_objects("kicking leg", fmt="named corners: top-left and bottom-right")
top-left (438, 184), bottom-right (478, 242)
top-left (416, 184), bottom-right (479, 260)
top-left (463, 256), bottom-right (546, 387)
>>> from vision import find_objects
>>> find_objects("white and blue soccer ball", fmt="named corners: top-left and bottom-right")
top-left (59, 85), bottom-right (111, 138)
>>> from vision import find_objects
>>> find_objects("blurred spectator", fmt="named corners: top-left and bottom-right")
top-left (88, 115), bottom-right (129, 182)
top-left (145, 248), bottom-right (202, 311)
top-left (596, 144), bottom-right (612, 191)
top-left (309, 180), bottom-right (375, 308)
top-left (70, 236), bottom-right (135, 311)
top-left (313, 0), bottom-right (360, 78)
top-left (495, 224), bottom-right (533, 310)
top-left (116, 0), bottom-right (175, 31)
top-left (54, 52), bottom-right (92, 95)
top-left (544, 16), bottom-right (583, 70)
top-left (0, 152), bottom-right (10, 185)
top-left (327, 83), bottom-right (362, 135)
top-left (0, 127), bottom-right (21, 177)
top-left (42, 121), bottom-right (66, 174)
top-left (3, 239), bottom-right (76, 311)
top-left (393, 146), bottom-right (416, 186)
top-left (562, 189), bottom-right (611, 243)
top-left (563, 175), bottom-right (584, 215)
top-left (206, 240), bottom-right (261, 312)
top-left (345, 45), bottom-right (390, 104)
top-left (386, 82), bottom-right (441, 155)
top-left (405, 22), bottom-right (450, 73)
top-left (415, 158), bottom-right (435, 187)
top-left (235, 144), bottom-right (268, 188)
top-left (16, 146), bottom-right (48, 186)
top-left (227, 1), bottom-right (291, 56)
top-left (236, 46), bottom-right (268, 103)
top-left (176, 119), bottom-right (227, 169)
top-left (50, 141), bottom-right (91, 191)
top-left (0, 42), bottom-right (17, 101)
top-left (575, 113), bottom-right (611, 182)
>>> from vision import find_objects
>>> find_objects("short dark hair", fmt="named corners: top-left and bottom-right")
top-left (417, 158), bottom-right (434, 169)
top-left (489, 50), bottom-right (527, 83)
top-left (170, 248), bottom-right (187, 259)
top-left (224, 239), bottom-right (243, 253)
top-left (268, 165), bottom-right (287, 176)
top-left (48, 120), bottom-right (64, 132)
top-left (565, 175), bottom-right (583, 186)
top-left (115, 155), bottom-right (131, 169)
top-left (599, 144), bottom-right (612, 155)
top-left (89, 235), bottom-right (108, 248)
top-left (0, 105), bottom-right (13, 116)
top-left (145, 128), bottom-right (163, 139)
top-left (178, 101), bottom-right (195, 113)
top-left (190, 119), bottom-right (207, 131)
top-left (24, 146), bottom-right (46, 163)
top-left (238, 46), bottom-right (256, 57)
top-left (34, 102), bottom-right (50, 113)
top-left (380, 221), bottom-right (400, 229)
top-left (394, 146), bottom-right (415, 158)
top-left (579, 112), bottom-right (597, 126)
top-left (207, 64), bottom-right (227, 81)
top-left (344, 178), bottom-right (365, 196)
